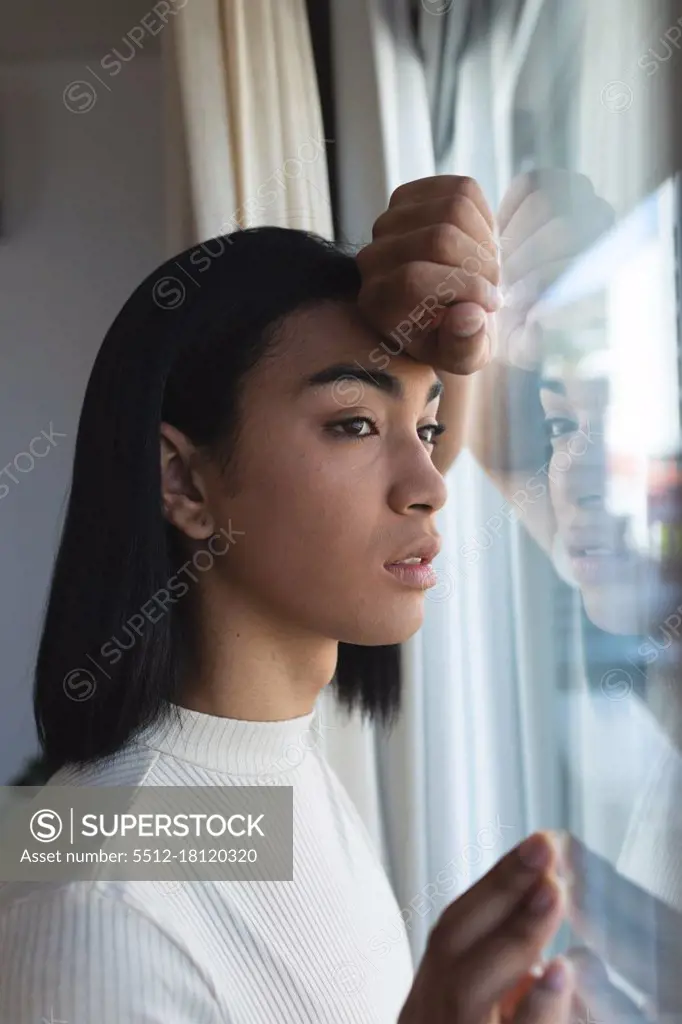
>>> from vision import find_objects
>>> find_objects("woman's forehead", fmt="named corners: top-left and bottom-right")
top-left (253, 302), bottom-right (441, 403)
top-left (273, 301), bottom-right (385, 364)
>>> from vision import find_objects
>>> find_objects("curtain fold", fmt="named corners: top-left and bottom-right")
top-left (417, 0), bottom-right (476, 170)
top-left (167, 0), bottom-right (333, 244)
top-left (575, 0), bottom-right (675, 217)
top-left (167, 0), bottom-right (237, 244)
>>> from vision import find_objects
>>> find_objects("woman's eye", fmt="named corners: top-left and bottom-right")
top-left (419, 422), bottom-right (446, 446)
top-left (326, 417), bottom-right (447, 445)
top-left (544, 416), bottom-right (579, 440)
top-left (327, 416), bottom-right (378, 439)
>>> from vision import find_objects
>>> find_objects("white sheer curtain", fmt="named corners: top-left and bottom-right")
top-left (330, 0), bottom-right (443, 961)
top-left (447, 0), bottom-right (565, 846)
top-left (575, 0), bottom-right (674, 218)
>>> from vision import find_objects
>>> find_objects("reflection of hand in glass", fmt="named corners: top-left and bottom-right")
top-left (494, 169), bottom-right (614, 368)
top-left (498, 831), bottom-right (681, 1024)
top-left (503, 948), bottom-right (649, 1024)
top-left (469, 169), bottom-right (658, 635)
top-left (558, 832), bottom-right (682, 1024)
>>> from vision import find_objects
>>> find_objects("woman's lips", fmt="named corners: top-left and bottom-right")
top-left (568, 547), bottom-right (635, 585)
top-left (384, 561), bottom-right (439, 589)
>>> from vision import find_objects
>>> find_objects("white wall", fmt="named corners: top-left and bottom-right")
top-left (0, 5), bottom-right (165, 781)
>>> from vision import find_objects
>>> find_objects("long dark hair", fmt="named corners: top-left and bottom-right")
top-left (34, 227), bottom-right (401, 772)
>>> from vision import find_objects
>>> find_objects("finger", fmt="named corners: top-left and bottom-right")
top-left (502, 193), bottom-right (614, 267)
top-left (503, 257), bottom-right (579, 306)
top-left (500, 175), bottom-right (601, 261)
top-left (437, 878), bottom-right (566, 1023)
top-left (357, 262), bottom-right (502, 345)
top-left (372, 193), bottom-right (495, 251)
top-left (388, 174), bottom-right (495, 232)
top-left (565, 943), bottom-right (611, 1019)
top-left (384, 306), bottom-right (491, 377)
top-left (434, 311), bottom-right (489, 375)
top-left (513, 957), bottom-right (575, 1024)
top-left (445, 302), bottom-right (488, 338)
top-left (497, 169), bottom-right (596, 234)
top-left (503, 203), bottom-right (615, 287)
top-left (493, 309), bottom-right (544, 371)
top-left (435, 832), bottom-right (561, 958)
top-left (500, 190), bottom-right (556, 260)
top-left (389, 304), bottom-right (491, 375)
top-left (565, 944), bottom-right (610, 988)
top-left (357, 223), bottom-right (501, 288)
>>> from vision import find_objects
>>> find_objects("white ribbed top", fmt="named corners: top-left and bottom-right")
top-left (136, 700), bottom-right (321, 776)
top-left (0, 702), bottom-right (414, 1023)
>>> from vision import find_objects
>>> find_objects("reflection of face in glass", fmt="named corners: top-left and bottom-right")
top-left (540, 372), bottom-right (657, 635)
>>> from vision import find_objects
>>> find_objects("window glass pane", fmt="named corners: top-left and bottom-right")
top-left (442, 0), bottom-right (682, 1005)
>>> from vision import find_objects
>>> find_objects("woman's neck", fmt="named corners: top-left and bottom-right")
top-left (180, 587), bottom-right (338, 721)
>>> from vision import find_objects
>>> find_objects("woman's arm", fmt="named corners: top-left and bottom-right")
top-left (430, 372), bottom-right (471, 476)
top-left (434, 361), bottom-right (558, 557)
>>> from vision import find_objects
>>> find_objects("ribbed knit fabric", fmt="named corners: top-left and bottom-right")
top-left (0, 702), bottom-right (414, 1023)
top-left (617, 737), bottom-right (682, 912)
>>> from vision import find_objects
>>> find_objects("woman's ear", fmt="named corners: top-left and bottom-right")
top-left (160, 422), bottom-right (215, 540)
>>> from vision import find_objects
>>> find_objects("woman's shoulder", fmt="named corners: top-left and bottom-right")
top-left (45, 747), bottom-right (157, 787)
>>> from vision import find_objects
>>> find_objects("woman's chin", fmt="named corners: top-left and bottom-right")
top-left (583, 586), bottom-right (654, 636)
top-left (582, 567), bottom-right (682, 636)
top-left (339, 604), bottom-right (426, 647)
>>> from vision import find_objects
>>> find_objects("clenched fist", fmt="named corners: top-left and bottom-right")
top-left (356, 175), bottom-right (503, 376)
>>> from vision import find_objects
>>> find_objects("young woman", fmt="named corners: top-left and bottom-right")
top-left (0, 177), bottom-right (575, 1023)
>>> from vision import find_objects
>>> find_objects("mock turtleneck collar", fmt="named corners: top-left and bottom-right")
top-left (135, 701), bottom-right (320, 776)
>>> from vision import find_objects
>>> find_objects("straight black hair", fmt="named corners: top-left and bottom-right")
top-left (34, 227), bottom-right (401, 773)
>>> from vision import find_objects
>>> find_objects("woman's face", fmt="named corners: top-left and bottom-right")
top-left (540, 371), bottom-right (659, 634)
top-left (199, 301), bottom-right (447, 647)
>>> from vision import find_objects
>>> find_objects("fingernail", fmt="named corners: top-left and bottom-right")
top-left (527, 880), bottom-right (556, 916)
top-left (518, 834), bottom-right (551, 870)
top-left (454, 312), bottom-right (486, 337)
top-left (539, 958), bottom-right (569, 993)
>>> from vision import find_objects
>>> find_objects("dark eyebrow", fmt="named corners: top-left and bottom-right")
top-left (539, 377), bottom-right (566, 396)
top-left (302, 362), bottom-right (443, 406)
